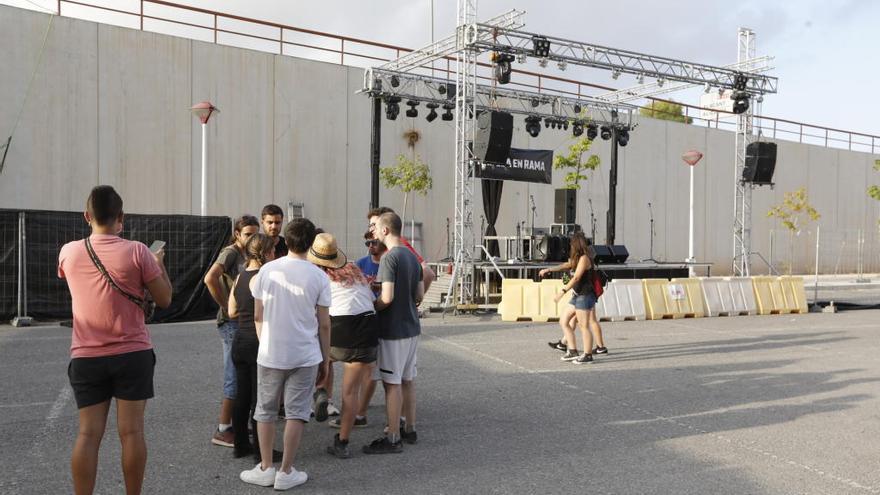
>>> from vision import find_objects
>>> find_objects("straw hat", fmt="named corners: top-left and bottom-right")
top-left (308, 233), bottom-right (347, 269)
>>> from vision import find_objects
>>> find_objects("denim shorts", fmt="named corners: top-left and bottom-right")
top-left (570, 293), bottom-right (597, 311)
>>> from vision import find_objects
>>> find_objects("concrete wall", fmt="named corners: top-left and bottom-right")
top-left (2, 6), bottom-right (878, 274)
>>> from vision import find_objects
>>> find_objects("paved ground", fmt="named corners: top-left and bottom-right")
top-left (2, 310), bottom-right (880, 494)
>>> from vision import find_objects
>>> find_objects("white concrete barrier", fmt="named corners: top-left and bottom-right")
top-left (597, 279), bottom-right (647, 322)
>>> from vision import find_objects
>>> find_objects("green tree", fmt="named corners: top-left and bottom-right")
top-left (767, 187), bottom-right (821, 274)
top-left (553, 136), bottom-right (601, 190)
top-left (639, 100), bottom-right (693, 124)
top-left (869, 159), bottom-right (880, 204)
top-left (380, 153), bottom-right (433, 229)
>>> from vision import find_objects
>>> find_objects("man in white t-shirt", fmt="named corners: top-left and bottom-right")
top-left (239, 218), bottom-right (331, 491)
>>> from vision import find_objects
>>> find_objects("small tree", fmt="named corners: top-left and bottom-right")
top-left (869, 159), bottom-right (880, 208)
top-left (553, 136), bottom-right (601, 190)
top-left (767, 187), bottom-right (821, 274)
top-left (639, 100), bottom-right (693, 124)
top-left (380, 153), bottom-right (433, 231)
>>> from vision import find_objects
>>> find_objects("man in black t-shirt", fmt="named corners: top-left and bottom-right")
top-left (261, 204), bottom-right (287, 259)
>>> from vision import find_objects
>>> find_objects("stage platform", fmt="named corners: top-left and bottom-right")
top-left (426, 260), bottom-right (713, 307)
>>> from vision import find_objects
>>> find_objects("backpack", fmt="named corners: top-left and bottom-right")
top-left (591, 268), bottom-right (609, 298)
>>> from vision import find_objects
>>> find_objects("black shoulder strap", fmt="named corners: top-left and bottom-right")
top-left (84, 237), bottom-right (146, 308)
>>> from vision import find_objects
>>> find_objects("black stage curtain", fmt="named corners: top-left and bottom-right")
top-left (481, 179), bottom-right (503, 258)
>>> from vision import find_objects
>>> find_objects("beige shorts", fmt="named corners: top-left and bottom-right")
top-left (254, 364), bottom-right (318, 422)
top-left (373, 336), bottom-right (418, 385)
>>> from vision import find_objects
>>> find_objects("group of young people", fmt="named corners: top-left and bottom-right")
top-left (59, 185), bottom-right (436, 493)
top-left (203, 205), bottom-right (435, 490)
top-left (539, 231), bottom-right (609, 365)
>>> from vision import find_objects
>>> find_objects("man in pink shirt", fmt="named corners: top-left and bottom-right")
top-left (58, 185), bottom-right (172, 495)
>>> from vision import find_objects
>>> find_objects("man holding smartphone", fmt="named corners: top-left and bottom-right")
top-left (59, 185), bottom-right (172, 494)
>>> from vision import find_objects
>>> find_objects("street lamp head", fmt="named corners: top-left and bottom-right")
top-left (190, 101), bottom-right (219, 124)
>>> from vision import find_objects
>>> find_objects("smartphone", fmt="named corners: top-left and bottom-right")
top-left (149, 240), bottom-right (166, 254)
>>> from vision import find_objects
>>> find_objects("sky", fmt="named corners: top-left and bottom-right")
top-left (6, 0), bottom-right (880, 142)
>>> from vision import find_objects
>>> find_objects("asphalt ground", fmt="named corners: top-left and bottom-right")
top-left (2, 310), bottom-right (880, 494)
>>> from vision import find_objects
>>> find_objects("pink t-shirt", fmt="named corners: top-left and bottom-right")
top-left (58, 234), bottom-right (163, 358)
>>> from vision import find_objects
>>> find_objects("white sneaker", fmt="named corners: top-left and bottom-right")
top-left (327, 401), bottom-right (341, 416)
top-left (240, 463), bottom-right (276, 487)
top-left (274, 467), bottom-right (308, 490)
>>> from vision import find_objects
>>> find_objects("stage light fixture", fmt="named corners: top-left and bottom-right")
top-left (562, 120), bottom-right (569, 131)
top-left (611, 69), bottom-right (621, 80)
top-left (704, 83), bottom-right (712, 93)
top-left (586, 124), bottom-right (598, 140)
top-left (441, 103), bottom-right (454, 121)
top-left (425, 102), bottom-right (439, 122)
top-left (557, 60), bottom-right (567, 71)
top-left (492, 52), bottom-right (515, 84)
top-left (525, 115), bottom-right (542, 137)
top-left (532, 36), bottom-right (551, 57)
top-left (617, 128), bottom-right (629, 147)
top-left (573, 104), bottom-right (582, 114)
top-left (530, 98), bottom-right (540, 108)
top-left (517, 53), bottom-right (527, 64)
top-left (636, 73), bottom-right (645, 85)
top-left (538, 58), bottom-right (548, 68)
top-left (544, 118), bottom-right (551, 129)
top-left (572, 122), bottom-right (584, 137)
top-left (733, 74), bottom-right (748, 91)
top-left (600, 125), bottom-right (612, 140)
top-left (405, 100), bottom-right (419, 118)
top-left (390, 75), bottom-right (400, 88)
top-left (385, 97), bottom-right (401, 120)
top-left (731, 91), bottom-right (750, 114)
top-left (657, 78), bottom-right (665, 87)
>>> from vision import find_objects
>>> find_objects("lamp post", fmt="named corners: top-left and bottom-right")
top-left (190, 101), bottom-right (219, 216)
top-left (682, 150), bottom-right (704, 276)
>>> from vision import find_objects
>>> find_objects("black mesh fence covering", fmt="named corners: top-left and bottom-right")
top-left (0, 209), bottom-right (230, 323)
top-left (0, 211), bottom-right (19, 319)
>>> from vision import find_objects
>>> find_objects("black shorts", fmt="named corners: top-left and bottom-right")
top-left (68, 349), bottom-right (156, 409)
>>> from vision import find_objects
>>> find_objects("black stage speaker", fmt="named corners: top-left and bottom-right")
top-left (590, 245), bottom-right (614, 265)
top-left (473, 111), bottom-right (513, 164)
top-left (609, 245), bottom-right (629, 264)
top-left (554, 189), bottom-right (577, 224)
top-left (742, 142), bottom-right (777, 184)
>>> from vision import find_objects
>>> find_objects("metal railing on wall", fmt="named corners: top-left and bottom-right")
top-left (29, 0), bottom-right (876, 154)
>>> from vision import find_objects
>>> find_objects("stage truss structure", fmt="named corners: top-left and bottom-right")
top-left (361, 0), bottom-right (778, 309)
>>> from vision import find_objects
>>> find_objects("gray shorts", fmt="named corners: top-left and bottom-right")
top-left (373, 336), bottom-right (418, 385)
top-left (254, 364), bottom-right (318, 423)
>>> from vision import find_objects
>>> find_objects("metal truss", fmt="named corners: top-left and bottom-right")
top-left (596, 56), bottom-right (774, 104)
top-left (733, 28), bottom-right (761, 276)
top-left (470, 27), bottom-right (778, 95)
top-left (363, 68), bottom-right (637, 129)
top-left (380, 9), bottom-right (525, 73)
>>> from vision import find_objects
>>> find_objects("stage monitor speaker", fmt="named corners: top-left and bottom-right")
top-left (742, 142), bottom-right (777, 184)
top-left (554, 189), bottom-right (577, 224)
top-left (590, 245), bottom-right (614, 265)
top-left (473, 111), bottom-right (513, 164)
top-left (609, 245), bottom-right (629, 264)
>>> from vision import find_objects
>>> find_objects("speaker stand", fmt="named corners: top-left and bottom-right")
top-left (641, 202), bottom-right (659, 263)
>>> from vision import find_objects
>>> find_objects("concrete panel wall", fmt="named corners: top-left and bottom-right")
top-left (2, 5), bottom-right (877, 274)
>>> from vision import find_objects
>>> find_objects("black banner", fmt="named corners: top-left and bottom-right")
top-left (476, 148), bottom-right (553, 184)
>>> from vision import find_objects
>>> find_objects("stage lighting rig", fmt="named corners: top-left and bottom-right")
top-left (617, 128), bottom-right (629, 147)
top-left (587, 124), bottom-right (598, 140)
top-left (390, 75), bottom-right (400, 88)
top-left (600, 125), bottom-right (612, 140)
top-left (572, 121), bottom-right (584, 137)
top-left (385, 96), bottom-right (401, 120)
top-left (731, 92), bottom-right (750, 114)
top-left (426, 102), bottom-right (439, 122)
top-left (538, 58), bottom-right (548, 68)
top-left (441, 103), bottom-right (454, 121)
top-left (406, 100), bottom-right (420, 118)
top-left (491, 52), bottom-right (516, 84)
top-left (532, 35), bottom-right (551, 57)
top-left (557, 60), bottom-right (567, 71)
top-left (524, 115), bottom-right (542, 137)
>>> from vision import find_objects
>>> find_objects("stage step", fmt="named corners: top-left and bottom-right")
top-left (423, 272), bottom-right (453, 309)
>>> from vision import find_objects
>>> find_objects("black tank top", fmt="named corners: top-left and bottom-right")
top-left (234, 269), bottom-right (259, 338)
top-left (571, 255), bottom-right (595, 296)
